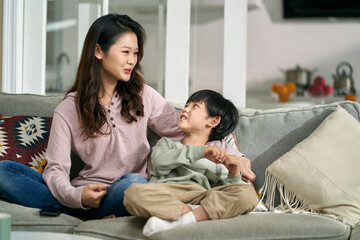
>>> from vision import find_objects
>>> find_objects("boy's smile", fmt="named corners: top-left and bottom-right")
top-left (179, 114), bottom-right (188, 120)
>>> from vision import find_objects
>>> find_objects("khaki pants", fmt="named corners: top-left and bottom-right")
top-left (124, 182), bottom-right (257, 221)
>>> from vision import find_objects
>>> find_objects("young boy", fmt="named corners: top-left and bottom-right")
top-left (124, 90), bottom-right (258, 236)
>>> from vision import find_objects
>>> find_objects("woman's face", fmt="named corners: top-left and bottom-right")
top-left (95, 32), bottom-right (139, 84)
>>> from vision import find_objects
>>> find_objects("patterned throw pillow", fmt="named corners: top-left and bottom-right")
top-left (0, 115), bottom-right (52, 173)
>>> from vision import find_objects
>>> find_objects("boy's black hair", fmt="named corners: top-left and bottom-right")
top-left (186, 89), bottom-right (239, 141)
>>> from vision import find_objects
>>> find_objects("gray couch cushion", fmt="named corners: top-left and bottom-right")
top-left (74, 216), bottom-right (146, 240)
top-left (74, 213), bottom-right (350, 240)
top-left (234, 101), bottom-right (360, 198)
top-left (0, 92), bottom-right (64, 117)
top-left (0, 200), bottom-right (82, 233)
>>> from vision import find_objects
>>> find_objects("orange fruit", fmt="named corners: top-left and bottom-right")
top-left (271, 83), bottom-right (293, 102)
top-left (271, 83), bottom-right (282, 93)
top-left (277, 85), bottom-right (289, 95)
top-left (277, 86), bottom-right (289, 102)
top-left (345, 93), bottom-right (356, 101)
top-left (286, 82), bottom-right (297, 94)
top-left (278, 92), bottom-right (289, 102)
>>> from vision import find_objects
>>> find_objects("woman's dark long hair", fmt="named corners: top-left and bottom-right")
top-left (67, 13), bottom-right (146, 138)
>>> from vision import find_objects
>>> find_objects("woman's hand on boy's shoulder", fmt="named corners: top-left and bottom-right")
top-left (223, 156), bottom-right (256, 183)
top-left (238, 156), bottom-right (256, 183)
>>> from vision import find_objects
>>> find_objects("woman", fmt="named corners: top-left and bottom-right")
top-left (0, 13), bottom-right (183, 220)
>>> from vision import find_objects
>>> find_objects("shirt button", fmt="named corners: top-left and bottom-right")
top-left (110, 117), bottom-right (114, 121)
top-left (115, 94), bottom-right (118, 98)
top-left (112, 124), bottom-right (116, 128)
top-left (111, 102), bottom-right (114, 105)
top-left (108, 109), bottom-right (111, 113)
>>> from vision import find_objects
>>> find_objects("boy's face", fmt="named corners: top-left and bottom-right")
top-left (178, 101), bottom-right (211, 134)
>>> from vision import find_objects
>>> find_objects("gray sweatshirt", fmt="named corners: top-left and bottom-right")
top-left (149, 137), bottom-right (245, 189)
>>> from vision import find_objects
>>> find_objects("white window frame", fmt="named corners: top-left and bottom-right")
top-left (2, 0), bottom-right (47, 94)
top-left (1, 0), bottom-right (107, 95)
top-left (2, 0), bottom-right (24, 93)
top-left (2, 0), bottom-right (247, 107)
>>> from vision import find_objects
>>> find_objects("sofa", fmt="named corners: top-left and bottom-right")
top-left (0, 92), bottom-right (359, 240)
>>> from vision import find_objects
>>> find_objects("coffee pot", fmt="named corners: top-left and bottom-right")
top-left (280, 64), bottom-right (315, 96)
top-left (332, 62), bottom-right (356, 96)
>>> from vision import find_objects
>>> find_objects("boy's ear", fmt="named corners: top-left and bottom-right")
top-left (207, 116), bottom-right (221, 129)
top-left (94, 44), bottom-right (103, 60)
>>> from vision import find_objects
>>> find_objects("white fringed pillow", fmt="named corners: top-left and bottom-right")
top-left (260, 106), bottom-right (360, 226)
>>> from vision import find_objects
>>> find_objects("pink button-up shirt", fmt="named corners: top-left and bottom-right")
top-left (43, 85), bottom-right (183, 208)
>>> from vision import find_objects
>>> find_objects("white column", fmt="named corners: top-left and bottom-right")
top-left (23, 0), bottom-right (47, 94)
top-left (102, 0), bottom-right (108, 15)
top-left (223, 0), bottom-right (248, 107)
top-left (157, 0), bottom-right (165, 96)
top-left (2, 0), bottom-right (47, 94)
top-left (2, 0), bottom-right (24, 93)
top-left (78, 3), bottom-right (100, 60)
top-left (164, 0), bottom-right (191, 103)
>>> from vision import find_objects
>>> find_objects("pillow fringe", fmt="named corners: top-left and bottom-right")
top-left (259, 169), bottom-right (359, 226)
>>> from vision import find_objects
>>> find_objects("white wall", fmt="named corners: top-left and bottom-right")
top-left (188, 0), bottom-right (360, 96)
top-left (247, 0), bottom-right (360, 92)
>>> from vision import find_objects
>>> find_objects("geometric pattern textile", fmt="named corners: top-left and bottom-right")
top-left (0, 115), bottom-right (52, 173)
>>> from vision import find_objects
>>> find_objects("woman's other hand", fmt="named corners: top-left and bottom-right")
top-left (223, 156), bottom-right (256, 182)
top-left (81, 184), bottom-right (108, 208)
top-left (238, 156), bottom-right (256, 182)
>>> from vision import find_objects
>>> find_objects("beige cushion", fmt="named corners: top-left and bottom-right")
top-left (260, 106), bottom-right (360, 226)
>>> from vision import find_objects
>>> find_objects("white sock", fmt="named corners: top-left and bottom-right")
top-left (143, 211), bottom-right (196, 236)
top-left (250, 200), bottom-right (268, 213)
top-left (188, 204), bottom-right (200, 210)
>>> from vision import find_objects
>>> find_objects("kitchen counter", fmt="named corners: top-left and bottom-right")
top-left (246, 90), bottom-right (348, 110)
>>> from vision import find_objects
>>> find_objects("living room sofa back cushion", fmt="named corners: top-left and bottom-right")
top-left (234, 101), bottom-right (360, 205)
top-left (0, 93), bottom-right (64, 117)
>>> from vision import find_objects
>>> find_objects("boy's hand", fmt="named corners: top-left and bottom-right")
top-left (223, 156), bottom-right (256, 182)
top-left (81, 184), bottom-right (108, 208)
top-left (204, 146), bottom-right (226, 163)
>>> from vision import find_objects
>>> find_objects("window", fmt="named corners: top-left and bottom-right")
top-left (46, 0), bottom-right (102, 93)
